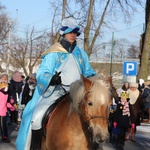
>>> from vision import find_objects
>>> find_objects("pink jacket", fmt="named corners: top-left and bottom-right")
top-left (0, 91), bottom-right (14, 116)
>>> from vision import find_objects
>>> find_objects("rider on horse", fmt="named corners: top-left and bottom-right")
top-left (16, 17), bottom-right (96, 150)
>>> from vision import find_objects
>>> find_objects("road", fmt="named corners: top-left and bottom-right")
top-left (0, 122), bottom-right (150, 150)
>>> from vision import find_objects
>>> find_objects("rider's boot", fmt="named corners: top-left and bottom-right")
top-left (30, 128), bottom-right (42, 150)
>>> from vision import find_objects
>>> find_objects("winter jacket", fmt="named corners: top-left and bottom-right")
top-left (114, 102), bottom-right (135, 128)
top-left (0, 88), bottom-right (14, 116)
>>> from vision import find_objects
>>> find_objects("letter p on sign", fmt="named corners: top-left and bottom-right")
top-left (123, 62), bottom-right (137, 76)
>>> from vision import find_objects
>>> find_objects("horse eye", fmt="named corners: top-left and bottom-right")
top-left (88, 102), bottom-right (93, 106)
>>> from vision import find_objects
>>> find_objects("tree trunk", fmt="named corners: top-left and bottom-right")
top-left (84, 0), bottom-right (94, 56)
top-left (138, 0), bottom-right (150, 81)
top-left (84, 0), bottom-right (110, 57)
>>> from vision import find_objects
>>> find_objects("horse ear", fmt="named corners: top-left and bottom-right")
top-left (81, 75), bottom-right (92, 91)
top-left (105, 75), bottom-right (112, 86)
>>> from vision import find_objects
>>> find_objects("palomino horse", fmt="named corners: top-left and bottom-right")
top-left (41, 75), bottom-right (112, 150)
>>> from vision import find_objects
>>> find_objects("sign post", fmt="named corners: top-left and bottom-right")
top-left (123, 62), bottom-right (138, 83)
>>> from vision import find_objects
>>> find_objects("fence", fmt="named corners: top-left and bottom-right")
top-left (90, 57), bottom-right (140, 64)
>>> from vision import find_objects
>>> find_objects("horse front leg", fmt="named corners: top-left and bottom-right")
top-left (97, 143), bottom-right (104, 150)
top-left (92, 142), bottom-right (103, 150)
top-left (41, 137), bottom-right (48, 150)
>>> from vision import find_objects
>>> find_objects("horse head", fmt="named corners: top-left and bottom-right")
top-left (78, 75), bottom-right (111, 144)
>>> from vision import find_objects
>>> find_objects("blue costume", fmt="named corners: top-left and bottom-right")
top-left (16, 42), bottom-right (96, 150)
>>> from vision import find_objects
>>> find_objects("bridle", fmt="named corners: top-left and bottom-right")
top-left (80, 91), bottom-right (109, 125)
top-left (81, 109), bottom-right (109, 142)
top-left (82, 111), bottom-right (109, 123)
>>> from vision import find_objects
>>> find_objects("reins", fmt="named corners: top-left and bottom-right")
top-left (81, 112), bottom-right (108, 143)
top-left (90, 115), bottom-right (108, 120)
top-left (82, 112), bottom-right (109, 122)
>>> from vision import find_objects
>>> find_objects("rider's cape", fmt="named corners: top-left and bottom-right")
top-left (16, 43), bottom-right (96, 150)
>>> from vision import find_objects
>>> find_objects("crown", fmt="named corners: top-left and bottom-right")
top-left (120, 91), bottom-right (129, 99)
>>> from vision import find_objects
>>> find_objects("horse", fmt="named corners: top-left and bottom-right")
top-left (41, 75), bottom-right (112, 150)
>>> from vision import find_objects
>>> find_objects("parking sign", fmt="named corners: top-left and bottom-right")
top-left (123, 62), bottom-right (138, 76)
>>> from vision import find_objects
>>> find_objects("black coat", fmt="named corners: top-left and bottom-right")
top-left (21, 83), bottom-right (35, 105)
top-left (9, 79), bottom-right (24, 104)
top-left (114, 102), bottom-right (135, 128)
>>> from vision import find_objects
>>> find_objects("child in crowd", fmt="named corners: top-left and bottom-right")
top-left (0, 73), bottom-right (15, 142)
top-left (113, 91), bottom-right (135, 150)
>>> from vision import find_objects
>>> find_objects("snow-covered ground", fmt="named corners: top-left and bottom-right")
top-left (137, 122), bottom-right (150, 133)
top-left (136, 123), bottom-right (150, 148)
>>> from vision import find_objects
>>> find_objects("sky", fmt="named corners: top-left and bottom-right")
top-left (1, 0), bottom-right (52, 34)
top-left (1, 0), bottom-right (146, 43)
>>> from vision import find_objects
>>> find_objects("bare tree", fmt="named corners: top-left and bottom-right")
top-left (0, 3), bottom-right (9, 53)
top-left (84, 0), bottom-right (111, 56)
top-left (10, 27), bottom-right (50, 76)
top-left (48, 0), bottom-right (67, 44)
top-left (111, 38), bottom-right (129, 59)
top-left (2, 1), bottom-right (146, 77)
top-left (0, 3), bottom-right (14, 72)
top-left (127, 44), bottom-right (139, 58)
top-left (48, 0), bottom-right (143, 53)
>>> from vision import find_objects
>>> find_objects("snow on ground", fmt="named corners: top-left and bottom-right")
top-left (137, 123), bottom-right (150, 133)
top-left (136, 123), bottom-right (150, 148)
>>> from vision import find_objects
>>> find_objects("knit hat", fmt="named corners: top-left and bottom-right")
top-left (12, 71), bottom-right (22, 82)
top-left (29, 73), bottom-right (36, 79)
top-left (59, 17), bottom-right (83, 36)
top-left (129, 82), bottom-right (138, 88)
top-left (0, 72), bottom-right (8, 88)
top-left (0, 72), bottom-right (8, 79)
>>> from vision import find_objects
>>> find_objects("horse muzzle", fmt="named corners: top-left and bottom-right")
top-left (93, 132), bottom-right (109, 143)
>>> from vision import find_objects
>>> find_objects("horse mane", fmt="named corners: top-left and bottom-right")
top-left (69, 75), bottom-right (111, 113)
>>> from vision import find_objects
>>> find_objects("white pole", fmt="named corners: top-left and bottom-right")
top-left (6, 18), bottom-right (12, 75)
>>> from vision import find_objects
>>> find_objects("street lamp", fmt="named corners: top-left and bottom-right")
top-left (6, 18), bottom-right (12, 75)
top-left (110, 32), bottom-right (115, 76)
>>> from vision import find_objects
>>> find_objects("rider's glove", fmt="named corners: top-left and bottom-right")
top-left (50, 72), bottom-right (61, 86)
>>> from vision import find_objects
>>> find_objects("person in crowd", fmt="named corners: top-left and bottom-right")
top-left (125, 82), bottom-right (144, 142)
top-left (107, 77), bottom-right (119, 143)
top-left (16, 17), bottom-right (96, 150)
top-left (21, 75), bottom-right (26, 85)
top-left (0, 73), bottom-right (15, 143)
top-left (141, 81), bottom-right (150, 123)
top-left (108, 97), bottom-right (118, 143)
top-left (105, 76), bottom-right (119, 144)
top-left (117, 82), bottom-right (129, 97)
top-left (9, 71), bottom-right (24, 125)
top-left (138, 79), bottom-right (145, 94)
top-left (21, 73), bottom-right (37, 106)
top-left (113, 91), bottom-right (135, 150)
top-left (15, 74), bottom-right (37, 131)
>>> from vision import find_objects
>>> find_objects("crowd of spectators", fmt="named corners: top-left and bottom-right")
top-left (108, 79), bottom-right (150, 150)
top-left (0, 71), bottom-right (36, 143)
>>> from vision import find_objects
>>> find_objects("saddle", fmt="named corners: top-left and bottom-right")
top-left (42, 93), bottom-right (69, 137)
